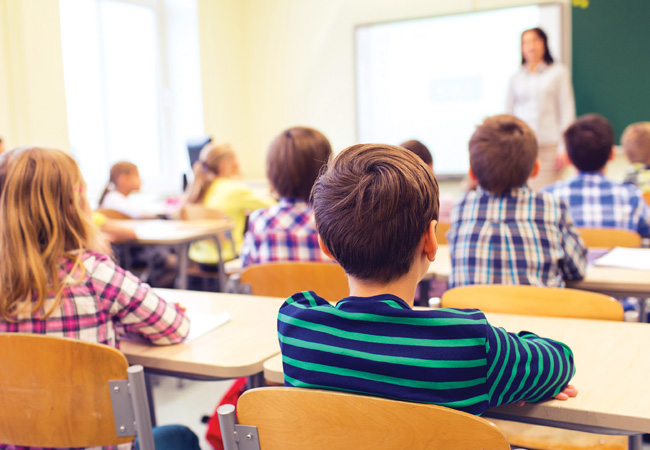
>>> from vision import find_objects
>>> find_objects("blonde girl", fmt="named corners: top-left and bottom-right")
top-left (0, 147), bottom-right (188, 346)
top-left (184, 143), bottom-right (274, 267)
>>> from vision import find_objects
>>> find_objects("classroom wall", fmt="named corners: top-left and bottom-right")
top-left (0, 0), bottom-right (69, 152)
top-left (200, 0), bottom-right (571, 179)
top-left (196, 0), bottom-right (249, 167)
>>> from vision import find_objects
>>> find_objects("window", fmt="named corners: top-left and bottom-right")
top-left (59, 0), bottom-right (204, 200)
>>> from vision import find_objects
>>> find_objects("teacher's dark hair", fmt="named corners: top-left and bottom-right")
top-left (521, 27), bottom-right (554, 65)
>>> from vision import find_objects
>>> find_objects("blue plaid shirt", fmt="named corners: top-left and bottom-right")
top-left (448, 186), bottom-right (587, 288)
top-left (241, 197), bottom-right (331, 267)
top-left (541, 172), bottom-right (650, 237)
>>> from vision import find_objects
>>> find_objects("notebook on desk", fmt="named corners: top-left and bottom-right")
top-left (593, 247), bottom-right (650, 271)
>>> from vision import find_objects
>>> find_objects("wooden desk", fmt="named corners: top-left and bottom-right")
top-left (121, 289), bottom-right (283, 380)
top-left (113, 219), bottom-right (234, 289)
top-left (263, 312), bottom-right (650, 447)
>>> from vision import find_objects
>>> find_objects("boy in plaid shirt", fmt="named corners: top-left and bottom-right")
top-left (448, 114), bottom-right (587, 288)
top-left (542, 114), bottom-right (650, 237)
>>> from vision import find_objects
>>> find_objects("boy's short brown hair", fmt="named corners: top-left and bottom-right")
top-left (621, 122), bottom-right (650, 165)
top-left (312, 144), bottom-right (439, 283)
top-left (564, 114), bottom-right (613, 172)
top-left (469, 114), bottom-right (538, 194)
top-left (267, 127), bottom-right (332, 200)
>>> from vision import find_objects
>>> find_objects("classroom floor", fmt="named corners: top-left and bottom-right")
top-left (153, 375), bottom-right (650, 450)
top-left (153, 375), bottom-right (232, 450)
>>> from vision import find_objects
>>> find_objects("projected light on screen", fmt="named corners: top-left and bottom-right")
top-left (356, 4), bottom-right (564, 176)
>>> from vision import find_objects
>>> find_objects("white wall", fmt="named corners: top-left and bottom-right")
top-left (2, 0), bottom-right (579, 180)
top-left (0, 0), bottom-right (69, 152)
top-left (197, 0), bottom-right (570, 178)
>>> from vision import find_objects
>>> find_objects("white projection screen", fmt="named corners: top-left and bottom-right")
top-left (356, 4), bottom-right (565, 176)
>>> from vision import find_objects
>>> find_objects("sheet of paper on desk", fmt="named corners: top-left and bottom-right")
top-left (186, 311), bottom-right (232, 342)
top-left (593, 247), bottom-right (650, 270)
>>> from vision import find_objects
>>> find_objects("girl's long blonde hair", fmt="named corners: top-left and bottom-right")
top-left (184, 143), bottom-right (235, 204)
top-left (0, 147), bottom-right (104, 321)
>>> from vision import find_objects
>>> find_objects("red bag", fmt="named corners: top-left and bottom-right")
top-left (206, 377), bottom-right (248, 450)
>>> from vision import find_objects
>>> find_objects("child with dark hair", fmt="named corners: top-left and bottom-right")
top-left (542, 114), bottom-right (650, 237)
top-left (278, 143), bottom-right (577, 415)
top-left (447, 114), bottom-right (586, 288)
top-left (400, 139), bottom-right (454, 223)
top-left (241, 127), bottom-right (332, 266)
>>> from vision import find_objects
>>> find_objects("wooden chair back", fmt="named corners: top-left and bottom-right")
top-left (240, 262), bottom-right (348, 300)
top-left (218, 387), bottom-right (510, 450)
top-left (435, 222), bottom-right (451, 245)
top-left (180, 203), bottom-right (228, 220)
top-left (96, 208), bottom-right (131, 220)
top-left (441, 284), bottom-right (624, 321)
top-left (0, 333), bottom-right (154, 450)
top-left (577, 227), bottom-right (641, 248)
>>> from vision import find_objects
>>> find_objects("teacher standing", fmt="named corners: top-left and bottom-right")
top-left (506, 27), bottom-right (575, 191)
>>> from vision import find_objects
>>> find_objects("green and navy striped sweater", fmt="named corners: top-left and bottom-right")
top-left (278, 291), bottom-right (575, 415)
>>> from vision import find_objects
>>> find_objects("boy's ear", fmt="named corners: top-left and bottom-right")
top-left (529, 158), bottom-right (541, 178)
top-left (424, 220), bottom-right (438, 262)
top-left (468, 167), bottom-right (478, 182)
top-left (318, 235), bottom-right (337, 262)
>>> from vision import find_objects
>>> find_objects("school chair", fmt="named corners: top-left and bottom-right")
top-left (441, 284), bottom-right (624, 321)
top-left (239, 262), bottom-right (348, 301)
top-left (644, 191), bottom-right (650, 206)
top-left (181, 203), bottom-right (238, 291)
top-left (96, 207), bottom-right (132, 220)
top-left (0, 332), bottom-right (155, 450)
top-left (217, 387), bottom-right (510, 450)
top-left (435, 221), bottom-right (451, 245)
top-left (577, 227), bottom-right (641, 248)
top-left (441, 284), bottom-right (626, 450)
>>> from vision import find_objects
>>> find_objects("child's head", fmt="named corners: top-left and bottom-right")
top-left (185, 143), bottom-right (237, 204)
top-left (564, 114), bottom-right (614, 172)
top-left (0, 147), bottom-right (103, 320)
top-left (469, 114), bottom-right (538, 194)
top-left (400, 139), bottom-right (433, 170)
top-left (621, 122), bottom-right (650, 165)
top-left (312, 144), bottom-right (439, 284)
top-left (99, 161), bottom-right (140, 204)
top-left (267, 127), bottom-right (332, 200)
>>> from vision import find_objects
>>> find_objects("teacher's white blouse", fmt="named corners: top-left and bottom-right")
top-left (505, 62), bottom-right (575, 147)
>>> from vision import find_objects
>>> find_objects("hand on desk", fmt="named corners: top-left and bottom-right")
top-left (513, 384), bottom-right (578, 406)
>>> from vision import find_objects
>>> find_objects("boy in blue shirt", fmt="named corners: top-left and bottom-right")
top-left (278, 143), bottom-right (577, 415)
top-left (543, 114), bottom-right (650, 237)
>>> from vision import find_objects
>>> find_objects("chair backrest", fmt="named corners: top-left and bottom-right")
top-left (0, 333), bottom-right (154, 450)
top-left (441, 285), bottom-right (624, 321)
top-left (435, 222), bottom-right (451, 245)
top-left (577, 227), bottom-right (641, 248)
top-left (96, 208), bottom-right (132, 220)
top-left (180, 203), bottom-right (227, 220)
top-left (218, 387), bottom-right (510, 450)
top-left (240, 262), bottom-right (348, 300)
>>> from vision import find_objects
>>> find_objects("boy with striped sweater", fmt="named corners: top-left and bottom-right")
top-left (278, 143), bottom-right (576, 415)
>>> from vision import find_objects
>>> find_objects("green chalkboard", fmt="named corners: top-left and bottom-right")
top-left (572, 0), bottom-right (650, 142)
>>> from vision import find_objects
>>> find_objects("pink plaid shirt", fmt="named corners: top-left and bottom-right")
top-left (240, 198), bottom-right (331, 267)
top-left (0, 250), bottom-right (189, 348)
